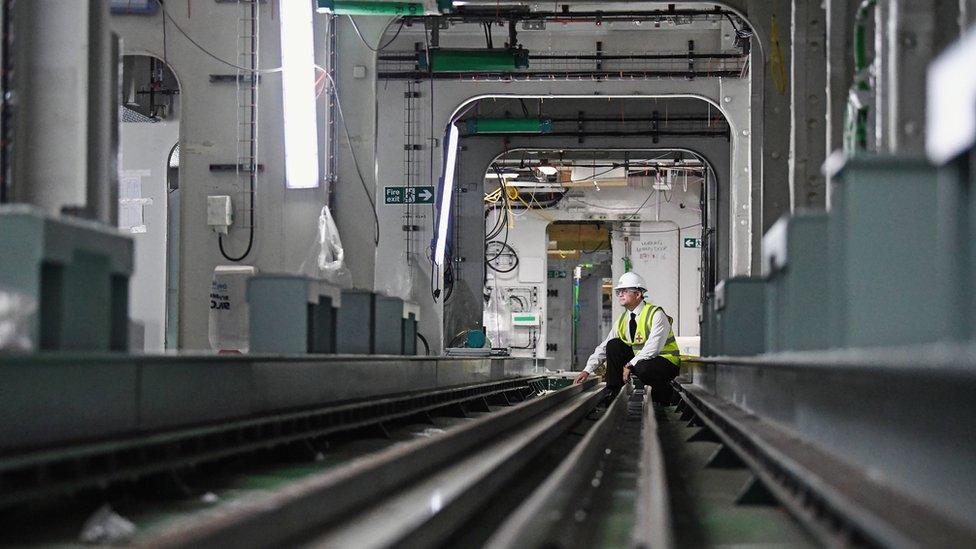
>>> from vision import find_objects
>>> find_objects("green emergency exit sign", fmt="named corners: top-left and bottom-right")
top-left (384, 186), bottom-right (435, 204)
top-left (683, 237), bottom-right (701, 248)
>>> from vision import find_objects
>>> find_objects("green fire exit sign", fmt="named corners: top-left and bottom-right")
top-left (683, 237), bottom-right (701, 248)
top-left (384, 186), bottom-right (435, 204)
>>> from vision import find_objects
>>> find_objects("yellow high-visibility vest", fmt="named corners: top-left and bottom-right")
top-left (615, 303), bottom-right (681, 366)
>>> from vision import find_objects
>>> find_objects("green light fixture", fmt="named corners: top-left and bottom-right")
top-left (420, 49), bottom-right (530, 72)
top-left (316, 1), bottom-right (424, 16)
top-left (465, 118), bottom-right (552, 134)
top-left (315, 0), bottom-right (455, 15)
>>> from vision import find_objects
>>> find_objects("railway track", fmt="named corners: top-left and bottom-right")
top-left (3, 373), bottom-right (975, 547)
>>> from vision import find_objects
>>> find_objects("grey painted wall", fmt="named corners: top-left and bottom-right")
top-left (111, 2), bottom-right (784, 351)
top-left (113, 4), bottom-right (332, 349)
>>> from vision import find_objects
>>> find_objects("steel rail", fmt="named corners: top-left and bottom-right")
top-left (632, 390), bottom-right (675, 549)
top-left (483, 384), bottom-right (632, 549)
top-left (144, 379), bottom-right (603, 548)
top-left (306, 384), bottom-right (608, 548)
top-left (0, 376), bottom-right (542, 508)
top-left (675, 382), bottom-right (976, 548)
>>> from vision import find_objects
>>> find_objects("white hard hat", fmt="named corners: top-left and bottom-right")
top-left (614, 272), bottom-right (646, 290)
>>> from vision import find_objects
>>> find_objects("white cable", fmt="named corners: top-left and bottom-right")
top-left (346, 15), bottom-right (406, 52)
top-left (157, 0), bottom-right (283, 73)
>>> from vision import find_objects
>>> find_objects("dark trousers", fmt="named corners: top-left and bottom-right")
top-left (605, 338), bottom-right (679, 405)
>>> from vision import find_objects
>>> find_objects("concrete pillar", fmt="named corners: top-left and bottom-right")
top-left (8, 0), bottom-right (116, 223)
top-left (86, 1), bottom-right (120, 225)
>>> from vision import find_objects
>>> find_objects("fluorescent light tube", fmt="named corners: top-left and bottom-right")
top-left (434, 123), bottom-right (460, 266)
top-left (280, 0), bottom-right (319, 189)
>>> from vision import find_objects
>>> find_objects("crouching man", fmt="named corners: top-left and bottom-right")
top-left (574, 272), bottom-right (681, 405)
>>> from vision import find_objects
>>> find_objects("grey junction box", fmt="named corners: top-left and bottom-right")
top-left (763, 212), bottom-right (829, 352)
top-left (0, 206), bottom-right (133, 352)
top-left (714, 277), bottom-right (767, 356)
top-left (828, 156), bottom-right (945, 349)
top-left (699, 293), bottom-right (716, 356)
top-left (336, 290), bottom-right (376, 354)
top-left (402, 302), bottom-right (420, 355)
top-left (248, 275), bottom-right (340, 354)
top-left (335, 291), bottom-right (417, 355)
top-left (374, 294), bottom-right (405, 355)
top-left (932, 148), bottom-right (976, 341)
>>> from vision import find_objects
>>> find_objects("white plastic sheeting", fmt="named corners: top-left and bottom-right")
top-left (300, 205), bottom-right (352, 288)
top-left (0, 285), bottom-right (36, 351)
top-left (78, 504), bottom-right (136, 545)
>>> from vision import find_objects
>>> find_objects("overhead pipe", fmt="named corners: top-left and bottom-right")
top-left (379, 69), bottom-right (744, 80)
top-left (403, 8), bottom-right (744, 23)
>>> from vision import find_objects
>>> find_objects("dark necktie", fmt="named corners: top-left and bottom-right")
top-left (629, 312), bottom-right (637, 341)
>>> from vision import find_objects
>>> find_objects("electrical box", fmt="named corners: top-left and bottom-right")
top-left (700, 293), bottom-right (716, 356)
top-left (207, 195), bottom-right (233, 234)
top-left (375, 294), bottom-right (405, 354)
top-left (336, 290), bottom-right (375, 354)
top-left (0, 206), bottom-right (133, 352)
top-left (714, 277), bottom-right (766, 356)
top-left (402, 302), bottom-right (421, 355)
top-left (511, 312), bottom-right (541, 326)
top-left (828, 157), bottom-right (943, 348)
top-left (763, 213), bottom-right (829, 352)
top-left (247, 275), bottom-right (340, 354)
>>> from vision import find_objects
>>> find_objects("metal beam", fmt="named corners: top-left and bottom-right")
top-left (0, 376), bottom-right (545, 508)
top-left (144, 380), bottom-right (603, 548)
top-left (677, 381), bottom-right (976, 546)
top-left (632, 389), bottom-right (676, 549)
top-left (0, 354), bottom-right (542, 451)
top-left (790, 0), bottom-right (827, 210)
top-left (484, 385), bottom-right (634, 548)
top-left (688, 344), bottom-right (976, 529)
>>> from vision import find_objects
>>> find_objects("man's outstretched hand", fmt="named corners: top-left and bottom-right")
top-left (573, 371), bottom-right (590, 384)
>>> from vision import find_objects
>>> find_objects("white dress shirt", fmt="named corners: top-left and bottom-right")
top-left (583, 301), bottom-right (672, 374)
